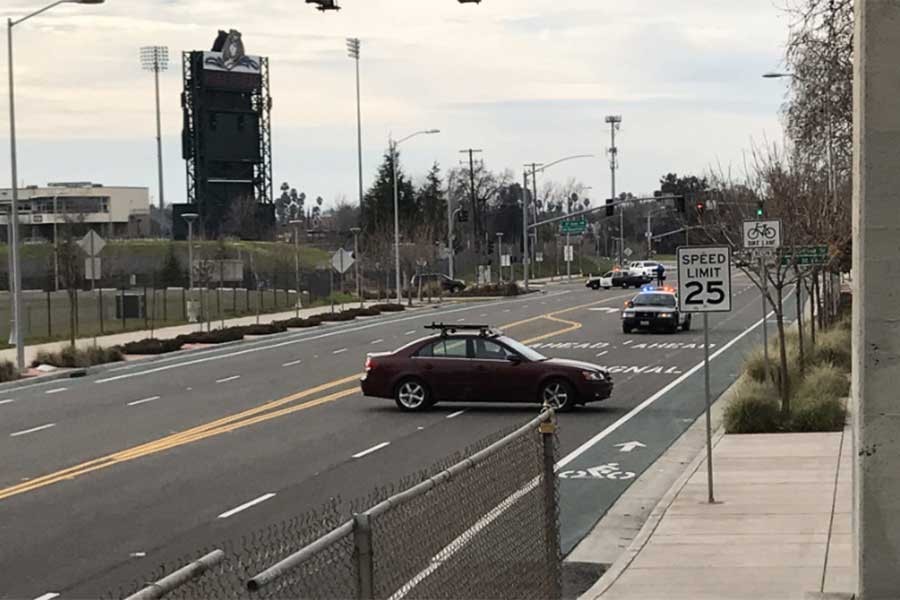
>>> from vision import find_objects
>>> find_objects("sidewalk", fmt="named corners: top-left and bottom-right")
top-left (583, 426), bottom-right (854, 600)
top-left (0, 300), bottom-right (380, 367)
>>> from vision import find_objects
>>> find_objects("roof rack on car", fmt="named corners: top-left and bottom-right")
top-left (425, 322), bottom-right (500, 337)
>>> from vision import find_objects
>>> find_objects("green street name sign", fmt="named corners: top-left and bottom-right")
top-left (560, 218), bottom-right (588, 235)
top-left (779, 245), bottom-right (829, 266)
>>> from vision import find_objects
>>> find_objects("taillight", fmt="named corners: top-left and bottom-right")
top-left (365, 356), bottom-right (375, 371)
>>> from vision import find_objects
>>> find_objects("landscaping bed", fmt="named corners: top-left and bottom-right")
top-left (32, 346), bottom-right (125, 369)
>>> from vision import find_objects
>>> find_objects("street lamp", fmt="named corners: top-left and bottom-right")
top-left (7, 0), bottom-right (105, 370)
top-left (522, 154), bottom-right (595, 289)
top-left (390, 129), bottom-right (440, 303)
top-left (289, 219), bottom-right (303, 315)
top-left (350, 226), bottom-right (362, 307)
top-left (140, 45), bottom-right (168, 213)
top-left (182, 213), bottom-right (198, 323)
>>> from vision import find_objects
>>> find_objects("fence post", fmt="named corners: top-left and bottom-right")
top-left (540, 409), bottom-right (562, 600)
top-left (163, 287), bottom-right (167, 323)
top-left (143, 286), bottom-right (149, 329)
top-left (99, 289), bottom-right (104, 334)
top-left (46, 290), bottom-right (51, 338)
top-left (121, 287), bottom-right (126, 331)
top-left (353, 512), bottom-right (374, 600)
top-left (182, 287), bottom-right (187, 322)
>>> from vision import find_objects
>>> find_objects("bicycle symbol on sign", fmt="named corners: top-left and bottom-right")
top-left (747, 222), bottom-right (778, 241)
top-left (559, 462), bottom-right (636, 481)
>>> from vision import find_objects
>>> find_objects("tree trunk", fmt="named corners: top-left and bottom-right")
top-left (68, 287), bottom-right (76, 349)
top-left (795, 269), bottom-right (805, 375)
top-left (775, 285), bottom-right (791, 417)
top-left (814, 272), bottom-right (823, 332)
top-left (805, 277), bottom-right (816, 348)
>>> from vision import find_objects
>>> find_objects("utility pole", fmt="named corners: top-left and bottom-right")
top-left (459, 149), bottom-right (482, 251)
top-left (524, 162), bottom-right (542, 284)
top-left (496, 232), bottom-right (504, 283)
top-left (606, 115), bottom-right (622, 266)
top-left (522, 170), bottom-right (530, 288)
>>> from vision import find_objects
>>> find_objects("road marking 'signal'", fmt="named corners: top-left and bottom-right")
top-left (10, 423), bottom-right (56, 438)
top-left (352, 441), bottom-right (390, 458)
top-left (217, 493), bottom-right (276, 519)
top-left (127, 396), bottom-right (160, 407)
top-left (216, 375), bottom-right (241, 384)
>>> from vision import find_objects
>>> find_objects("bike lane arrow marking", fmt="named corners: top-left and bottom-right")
top-left (614, 441), bottom-right (646, 453)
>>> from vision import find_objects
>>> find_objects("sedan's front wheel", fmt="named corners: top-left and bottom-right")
top-left (540, 379), bottom-right (576, 412)
top-left (395, 378), bottom-right (432, 412)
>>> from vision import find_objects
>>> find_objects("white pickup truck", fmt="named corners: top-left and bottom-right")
top-left (628, 261), bottom-right (664, 278)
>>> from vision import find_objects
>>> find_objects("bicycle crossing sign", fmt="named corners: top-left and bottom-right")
top-left (676, 246), bottom-right (733, 313)
top-left (743, 219), bottom-right (782, 250)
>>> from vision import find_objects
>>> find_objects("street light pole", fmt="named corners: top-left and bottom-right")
top-left (290, 219), bottom-right (303, 314)
top-left (605, 115), bottom-right (623, 267)
top-left (347, 39), bottom-right (364, 220)
top-left (390, 129), bottom-right (440, 304)
top-left (7, 0), bottom-right (105, 371)
top-left (496, 232), bottom-right (504, 283)
top-left (350, 226), bottom-right (362, 307)
top-left (522, 170), bottom-right (529, 288)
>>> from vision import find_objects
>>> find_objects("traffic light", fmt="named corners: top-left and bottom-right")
top-left (756, 201), bottom-right (765, 218)
top-left (606, 198), bottom-right (614, 217)
top-left (488, 240), bottom-right (495, 255)
top-left (695, 201), bottom-right (706, 218)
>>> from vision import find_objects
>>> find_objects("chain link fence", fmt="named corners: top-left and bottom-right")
top-left (109, 410), bottom-right (559, 600)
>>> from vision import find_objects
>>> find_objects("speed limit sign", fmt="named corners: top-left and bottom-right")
top-left (676, 246), bottom-right (732, 313)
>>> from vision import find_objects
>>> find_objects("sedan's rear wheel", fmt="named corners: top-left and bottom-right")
top-left (540, 379), bottom-right (576, 412)
top-left (395, 378), bottom-right (432, 412)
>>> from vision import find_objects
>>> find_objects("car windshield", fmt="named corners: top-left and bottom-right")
top-left (498, 336), bottom-right (547, 362)
top-left (632, 293), bottom-right (676, 307)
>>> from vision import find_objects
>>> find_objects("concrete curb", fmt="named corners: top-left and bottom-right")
top-left (577, 374), bottom-right (750, 599)
top-left (580, 427), bottom-right (726, 599)
top-left (0, 367), bottom-right (89, 393)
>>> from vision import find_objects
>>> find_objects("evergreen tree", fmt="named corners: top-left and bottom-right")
top-left (416, 162), bottom-right (447, 238)
top-left (361, 146), bottom-right (417, 238)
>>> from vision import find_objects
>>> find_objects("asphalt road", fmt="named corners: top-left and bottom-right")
top-left (0, 277), bottom-right (795, 598)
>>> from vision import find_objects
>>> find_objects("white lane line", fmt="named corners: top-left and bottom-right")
top-left (352, 441), bottom-right (390, 459)
top-left (371, 339), bottom-right (384, 345)
top-left (33, 594), bottom-right (60, 600)
top-left (446, 410), bottom-right (465, 419)
top-left (0, 399), bottom-right (14, 405)
top-left (95, 291), bottom-right (572, 384)
top-left (479, 314), bottom-right (487, 318)
top-left (596, 350), bottom-right (608, 357)
top-left (457, 318), bottom-right (466, 322)
top-left (45, 388), bottom-right (67, 395)
top-left (216, 375), bottom-right (241, 384)
top-left (333, 348), bottom-right (348, 354)
top-left (282, 360), bottom-right (302, 367)
top-left (405, 330), bottom-right (417, 336)
top-left (127, 396), bottom-right (160, 407)
top-left (10, 423), bottom-right (56, 438)
top-left (503, 309), bottom-right (511, 313)
top-left (217, 493), bottom-right (276, 519)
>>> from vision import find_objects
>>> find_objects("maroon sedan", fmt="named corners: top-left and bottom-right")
top-left (360, 324), bottom-right (613, 412)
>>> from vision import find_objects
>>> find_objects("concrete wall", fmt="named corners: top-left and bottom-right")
top-left (853, 1), bottom-right (900, 598)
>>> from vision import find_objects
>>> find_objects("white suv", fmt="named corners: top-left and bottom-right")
top-left (628, 261), bottom-right (662, 278)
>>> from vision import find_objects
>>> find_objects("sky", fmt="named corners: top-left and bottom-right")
top-left (1, 0), bottom-right (791, 209)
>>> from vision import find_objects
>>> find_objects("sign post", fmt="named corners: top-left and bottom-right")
top-left (677, 245), bottom-right (733, 504)
top-left (743, 220), bottom-right (782, 384)
top-left (78, 229), bottom-right (106, 290)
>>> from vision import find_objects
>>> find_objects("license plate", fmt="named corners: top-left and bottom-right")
top-left (640, 320), bottom-right (650, 326)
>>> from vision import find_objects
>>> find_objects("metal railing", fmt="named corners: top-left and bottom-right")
top-left (111, 409), bottom-right (560, 600)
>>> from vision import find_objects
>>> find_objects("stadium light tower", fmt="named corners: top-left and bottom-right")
top-left (141, 46), bottom-right (169, 212)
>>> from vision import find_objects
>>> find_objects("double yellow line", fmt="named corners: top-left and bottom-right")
top-left (1, 294), bottom-right (626, 501)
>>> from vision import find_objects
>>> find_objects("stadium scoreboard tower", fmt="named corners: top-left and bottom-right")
top-left (178, 29), bottom-right (274, 240)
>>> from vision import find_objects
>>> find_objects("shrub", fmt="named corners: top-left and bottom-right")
top-left (352, 307), bottom-right (381, 317)
top-left (177, 327), bottom-right (245, 345)
top-left (452, 283), bottom-right (520, 298)
top-left (743, 346), bottom-right (769, 383)
top-left (318, 311), bottom-right (357, 322)
top-left (276, 317), bottom-right (322, 329)
top-left (790, 396), bottom-right (846, 432)
top-left (813, 327), bottom-right (851, 371)
top-left (33, 346), bottom-right (124, 369)
top-left (795, 362), bottom-right (850, 404)
top-left (120, 338), bottom-right (184, 355)
top-left (370, 303), bottom-right (405, 312)
top-left (0, 361), bottom-right (19, 383)
top-left (724, 379), bottom-right (782, 434)
top-left (241, 323), bottom-right (287, 336)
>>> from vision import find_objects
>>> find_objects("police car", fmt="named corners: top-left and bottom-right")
top-left (621, 286), bottom-right (692, 334)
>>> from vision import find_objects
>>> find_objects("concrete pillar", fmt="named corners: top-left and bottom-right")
top-left (853, 2), bottom-right (900, 598)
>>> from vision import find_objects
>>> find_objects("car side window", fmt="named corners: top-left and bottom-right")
top-left (473, 339), bottom-right (516, 360)
top-left (428, 338), bottom-right (468, 358)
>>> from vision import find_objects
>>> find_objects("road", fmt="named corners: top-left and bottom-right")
top-left (0, 276), bottom-right (793, 598)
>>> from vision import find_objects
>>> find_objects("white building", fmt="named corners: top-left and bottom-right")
top-left (0, 182), bottom-right (151, 242)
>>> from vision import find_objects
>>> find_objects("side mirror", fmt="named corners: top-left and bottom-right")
top-left (508, 355), bottom-right (523, 365)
